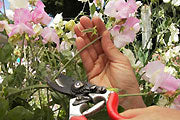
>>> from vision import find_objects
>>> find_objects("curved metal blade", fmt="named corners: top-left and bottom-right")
top-left (46, 74), bottom-right (75, 96)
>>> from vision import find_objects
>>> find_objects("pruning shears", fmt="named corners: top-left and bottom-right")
top-left (47, 74), bottom-right (131, 120)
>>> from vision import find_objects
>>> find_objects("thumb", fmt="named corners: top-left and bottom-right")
top-left (101, 30), bottom-right (125, 62)
top-left (120, 108), bottom-right (146, 118)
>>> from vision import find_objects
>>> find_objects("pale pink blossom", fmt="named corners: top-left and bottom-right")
top-left (110, 17), bottom-right (140, 48)
top-left (141, 61), bottom-right (180, 91)
top-left (14, 8), bottom-right (32, 25)
top-left (41, 27), bottom-right (60, 50)
top-left (0, 0), bottom-right (3, 9)
top-left (31, 0), bottom-right (51, 25)
top-left (8, 23), bottom-right (34, 37)
top-left (173, 95), bottom-right (180, 110)
top-left (104, 0), bottom-right (138, 19)
top-left (0, 21), bottom-right (7, 32)
top-left (8, 8), bottom-right (34, 37)
top-left (0, 20), bottom-right (11, 34)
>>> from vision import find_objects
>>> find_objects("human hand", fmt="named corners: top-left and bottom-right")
top-left (74, 16), bottom-right (145, 109)
top-left (121, 106), bottom-right (180, 120)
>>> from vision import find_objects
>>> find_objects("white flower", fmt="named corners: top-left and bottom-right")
top-left (136, 1), bottom-right (142, 7)
top-left (66, 31), bottom-right (74, 39)
top-left (122, 48), bottom-right (143, 69)
top-left (164, 66), bottom-right (177, 76)
top-left (53, 13), bottom-right (63, 24)
top-left (6, 9), bottom-right (14, 20)
top-left (33, 24), bottom-right (43, 35)
top-left (163, 0), bottom-right (171, 3)
top-left (171, 0), bottom-right (180, 6)
top-left (163, 46), bottom-right (180, 62)
top-left (78, 0), bottom-right (88, 2)
top-left (168, 23), bottom-right (179, 46)
top-left (0, 20), bottom-right (11, 34)
top-left (0, 76), bottom-right (3, 84)
top-left (8, 0), bottom-right (29, 10)
top-left (59, 41), bottom-right (71, 51)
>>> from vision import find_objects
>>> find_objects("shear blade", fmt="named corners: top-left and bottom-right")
top-left (47, 74), bottom-right (75, 96)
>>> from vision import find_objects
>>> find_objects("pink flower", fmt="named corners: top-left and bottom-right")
top-left (0, 21), bottom-right (8, 32)
top-left (8, 23), bottom-right (34, 37)
top-left (8, 8), bottom-right (34, 37)
top-left (141, 61), bottom-right (180, 91)
top-left (104, 0), bottom-right (138, 19)
top-left (41, 27), bottom-right (60, 50)
top-left (110, 17), bottom-right (140, 48)
top-left (13, 8), bottom-right (32, 25)
top-left (173, 95), bottom-right (180, 110)
top-left (0, 0), bottom-right (3, 9)
top-left (32, 0), bottom-right (51, 25)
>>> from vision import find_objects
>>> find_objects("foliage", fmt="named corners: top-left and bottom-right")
top-left (0, 0), bottom-right (179, 119)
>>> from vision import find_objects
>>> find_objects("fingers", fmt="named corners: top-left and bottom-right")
top-left (76, 37), bottom-right (94, 73)
top-left (74, 23), bottom-right (98, 62)
top-left (101, 30), bottom-right (125, 62)
top-left (80, 16), bottom-right (103, 55)
top-left (92, 16), bottom-right (106, 36)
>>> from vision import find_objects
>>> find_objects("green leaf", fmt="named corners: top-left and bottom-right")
top-left (90, 3), bottom-right (96, 17)
top-left (33, 106), bottom-right (54, 120)
top-left (6, 106), bottom-right (33, 120)
top-left (88, 107), bottom-right (109, 120)
top-left (13, 65), bottom-right (26, 87)
top-left (0, 44), bottom-right (13, 63)
top-left (0, 97), bottom-right (9, 120)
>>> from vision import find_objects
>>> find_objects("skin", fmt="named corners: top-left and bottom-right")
top-left (121, 106), bottom-right (180, 120)
top-left (74, 16), bottom-right (180, 119)
top-left (74, 16), bottom-right (145, 109)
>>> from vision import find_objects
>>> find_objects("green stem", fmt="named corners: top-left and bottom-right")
top-left (52, 36), bottom-right (102, 81)
top-left (20, 35), bottom-right (25, 65)
top-left (6, 84), bottom-right (49, 98)
top-left (38, 90), bottom-right (42, 108)
top-left (118, 92), bottom-right (164, 98)
top-left (2, 0), bottom-right (6, 17)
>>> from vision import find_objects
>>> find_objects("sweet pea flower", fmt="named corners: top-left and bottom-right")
top-left (59, 41), bottom-right (72, 51)
top-left (41, 27), bottom-right (60, 51)
top-left (122, 48), bottom-right (142, 69)
top-left (172, 95), bottom-right (180, 110)
top-left (168, 23), bottom-right (179, 46)
top-left (8, 8), bottom-right (34, 37)
top-left (141, 61), bottom-right (180, 91)
top-left (0, 20), bottom-right (11, 34)
top-left (171, 0), bottom-right (180, 6)
top-left (32, 0), bottom-right (52, 25)
top-left (13, 8), bottom-right (32, 25)
top-left (78, 0), bottom-right (88, 2)
top-left (163, 0), bottom-right (171, 3)
top-left (0, 21), bottom-right (8, 32)
top-left (8, 0), bottom-right (29, 10)
top-left (0, 0), bottom-right (2, 9)
top-left (104, 0), bottom-right (138, 19)
top-left (110, 17), bottom-right (140, 48)
top-left (8, 23), bottom-right (34, 37)
top-left (6, 9), bottom-right (14, 21)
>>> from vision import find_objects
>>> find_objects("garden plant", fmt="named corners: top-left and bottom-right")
top-left (0, 0), bottom-right (179, 119)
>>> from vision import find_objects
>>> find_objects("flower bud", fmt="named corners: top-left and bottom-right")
top-left (65, 20), bottom-right (75, 31)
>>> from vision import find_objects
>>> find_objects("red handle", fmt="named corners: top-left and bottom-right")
top-left (70, 116), bottom-right (87, 120)
top-left (107, 92), bottom-right (130, 120)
